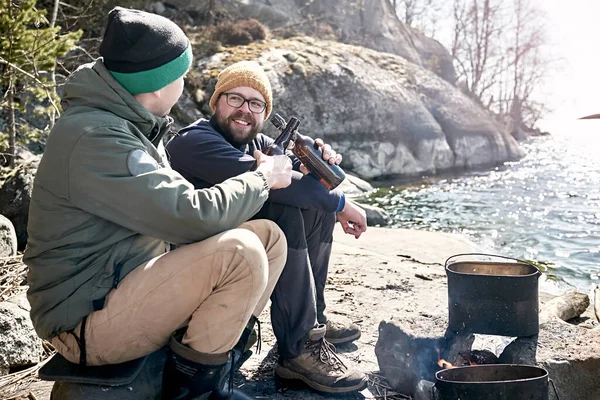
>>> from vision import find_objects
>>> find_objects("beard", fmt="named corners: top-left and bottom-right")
top-left (214, 109), bottom-right (263, 147)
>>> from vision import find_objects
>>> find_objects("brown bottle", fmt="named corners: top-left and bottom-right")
top-left (263, 116), bottom-right (300, 156)
top-left (270, 114), bottom-right (346, 190)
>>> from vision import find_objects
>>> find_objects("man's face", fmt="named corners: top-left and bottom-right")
top-left (157, 76), bottom-right (185, 116)
top-left (214, 86), bottom-right (266, 146)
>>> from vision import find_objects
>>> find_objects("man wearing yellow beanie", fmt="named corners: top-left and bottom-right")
top-left (25, 8), bottom-right (294, 400)
top-left (167, 60), bottom-right (368, 394)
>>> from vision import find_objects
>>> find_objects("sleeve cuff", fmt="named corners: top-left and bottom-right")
top-left (335, 193), bottom-right (346, 213)
top-left (254, 170), bottom-right (271, 191)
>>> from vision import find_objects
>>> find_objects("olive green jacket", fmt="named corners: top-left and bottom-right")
top-left (24, 61), bottom-right (269, 339)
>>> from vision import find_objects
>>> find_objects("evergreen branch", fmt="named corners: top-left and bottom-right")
top-left (0, 57), bottom-right (61, 116)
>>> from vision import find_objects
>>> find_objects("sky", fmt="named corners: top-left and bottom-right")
top-left (534, 0), bottom-right (600, 133)
top-left (426, 0), bottom-right (600, 135)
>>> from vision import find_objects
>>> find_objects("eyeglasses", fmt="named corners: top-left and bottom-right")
top-left (221, 92), bottom-right (267, 114)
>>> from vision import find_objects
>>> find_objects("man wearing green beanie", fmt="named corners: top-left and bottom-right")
top-left (24, 7), bottom-right (293, 400)
top-left (167, 61), bottom-right (369, 394)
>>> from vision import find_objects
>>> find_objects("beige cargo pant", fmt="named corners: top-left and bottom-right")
top-left (51, 220), bottom-right (286, 366)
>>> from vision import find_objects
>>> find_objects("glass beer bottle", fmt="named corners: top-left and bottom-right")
top-left (270, 114), bottom-right (346, 190)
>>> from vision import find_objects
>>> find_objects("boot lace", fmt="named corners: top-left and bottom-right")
top-left (306, 337), bottom-right (347, 371)
top-left (255, 318), bottom-right (262, 354)
top-left (224, 320), bottom-right (261, 394)
top-left (228, 350), bottom-right (235, 393)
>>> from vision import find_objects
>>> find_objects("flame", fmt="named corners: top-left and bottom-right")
top-left (437, 359), bottom-right (456, 369)
top-left (436, 348), bottom-right (456, 369)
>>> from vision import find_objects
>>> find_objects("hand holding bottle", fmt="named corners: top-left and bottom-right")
top-left (254, 150), bottom-right (293, 189)
top-left (270, 114), bottom-right (346, 190)
top-left (299, 138), bottom-right (342, 175)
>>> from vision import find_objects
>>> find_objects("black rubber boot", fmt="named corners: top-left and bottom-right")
top-left (235, 316), bottom-right (259, 353)
top-left (232, 316), bottom-right (260, 369)
top-left (161, 333), bottom-right (253, 400)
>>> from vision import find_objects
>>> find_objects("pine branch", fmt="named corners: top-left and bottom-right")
top-left (0, 57), bottom-right (61, 116)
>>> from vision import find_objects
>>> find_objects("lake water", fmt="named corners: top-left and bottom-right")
top-left (365, 121), bottom-right (600, 295)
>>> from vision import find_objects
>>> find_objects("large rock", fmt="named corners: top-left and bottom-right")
top-left (0, 161), bottom-right (38, 250)
top-left (166, 0), bottom-right (454, 81)
top-left (0, 294), bottom-right (43, 375)
top-left (407, 26), bottom-right (456, 84)
top-left (187, 37), bottom-right (522, 180)
top-left (356, 202), bottom-right (392, 227)
top-left (0, 215), bottom-right (17, 257)
top-left (299, 0), bottom-right (422, 65)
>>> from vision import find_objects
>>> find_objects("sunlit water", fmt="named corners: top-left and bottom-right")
top-left (365, 122), bottom-right (600, 295)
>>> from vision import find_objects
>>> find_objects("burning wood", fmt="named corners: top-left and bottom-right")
top-left (459, 350), bottom-right (498, 365)
top-left (436, 348), bottom-right (499, 370)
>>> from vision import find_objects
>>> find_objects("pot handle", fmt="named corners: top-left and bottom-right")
top-left (549, 378), bottom-right (560, 400)
top-left (444, 253), bottom-right (541, 276)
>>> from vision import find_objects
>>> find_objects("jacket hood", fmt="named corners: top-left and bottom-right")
top-left (60, 59), bottom-right (169, 143)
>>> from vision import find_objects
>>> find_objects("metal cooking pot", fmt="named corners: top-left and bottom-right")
top-left (433, 364), bottom-right (559, 400)
top-left (445, 253), bottom-right (541, 337)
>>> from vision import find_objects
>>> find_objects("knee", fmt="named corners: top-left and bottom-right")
top-left (242, 219), bottom-right (287, 273)
top-left (220, 229), bottom-right (269, 291)
top-left (268, 203), bottom-right (304, 231)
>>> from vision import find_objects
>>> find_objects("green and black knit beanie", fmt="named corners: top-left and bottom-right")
top-left (99, 7), bottom-right (192, 95)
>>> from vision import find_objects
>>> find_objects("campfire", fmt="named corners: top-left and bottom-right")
top-left (375, 254), bottom-right (569, 399)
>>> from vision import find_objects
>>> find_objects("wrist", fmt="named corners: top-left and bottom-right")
top-left (335, 193), bottom-right (346, 213)
top-left (255, 170), bottom-right (271, 190)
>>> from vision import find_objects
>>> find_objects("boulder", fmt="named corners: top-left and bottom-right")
top-left (356, 202), bottom-right (392, 227)
top-left (406, 26), bottom-right (456, 84)
top-left (0, 294), bottom-right (43, 375)
top-left (166, 0), bottom-right (455, 81)
top-left (0, 215), bottom-right (17, 258)
top-left (187, 37), bottom-right (522, 180)
top-left (0, 161), bottom-right (38, 250)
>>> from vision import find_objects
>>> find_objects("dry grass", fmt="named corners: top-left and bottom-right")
top-left (0, 255), bottom-right (57, 399)
top-left (0, 255), bottom-right (27, 302)
top-left (0, 340), bottom-right (55, 399)
top-left (367, 372), bottom-right (413, 399)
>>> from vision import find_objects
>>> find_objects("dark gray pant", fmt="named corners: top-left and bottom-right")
top-left (252, 202), bottom-right (335, 358)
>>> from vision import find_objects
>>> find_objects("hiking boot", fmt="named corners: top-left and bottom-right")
top-left (275, 324), bottom-right (367, 394)
top-left (324, 315), bottom-right (361, 345)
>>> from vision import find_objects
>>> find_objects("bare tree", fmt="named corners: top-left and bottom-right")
top-left (451, 0), bottom-right (505, 106)
top-left (449, 0), bottom-right (550, 128)
top-left (392, 0), bottom-right (443, 38)
top-left (48, 0), bottom-right (60, 128)
top-left (206, 0), bottom-right (216, 25)
top-left (507, 0), bottom-right (548, 128)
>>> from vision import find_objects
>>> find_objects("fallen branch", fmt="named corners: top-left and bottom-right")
top-left (396, 254), bottom-right (442, 266)
top-left (415, 273), bottom-right (433, 281)
top-left (539, 291), bottom-right (590, 324)
top-left (0, 256), bottom-right (27, 302)
top-left (367, 372), bottom-right (412, 399)
top-left (0, 351), bottom-right (55, 392)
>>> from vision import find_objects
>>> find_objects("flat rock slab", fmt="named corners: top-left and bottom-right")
top-left (236, 226), bottom-right (479, 399)
top-left (3, 226), bottom-right (599, 399)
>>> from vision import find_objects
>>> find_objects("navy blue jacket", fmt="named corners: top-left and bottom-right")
top-left (166, 118), bottom-right (344, 213)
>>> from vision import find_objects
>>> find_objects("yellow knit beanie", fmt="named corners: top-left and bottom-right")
top-left (209, 61), bottom-right (273, 118)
